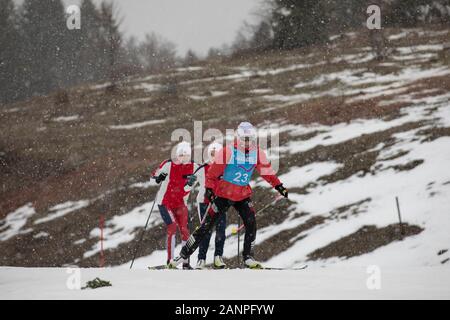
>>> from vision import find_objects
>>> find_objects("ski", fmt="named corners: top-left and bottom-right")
top-left (148, 265), bottom-right (169, 270)
top-left (259, 264), bottom-right (308, 270)
top-left (148, 265), bottom-right (227, 270)
top-left (147, 266), bottom-right (195, 270)
top-left (147, 264), bottom-right (308, 270)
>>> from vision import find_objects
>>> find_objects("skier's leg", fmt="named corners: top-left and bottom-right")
top-left (197, 203), bottom-right (213, 261)
top-left (176, 197), bottom-right (231, 262)
top-left (233, 199), bottom-right (257, 260)
top-left (214, 209), bottom-right (227, 257)
top-left (173, 205), bottom-right (190, 243)
top-left (166, 223), bottom-right (177, 263)
top-left (158, 205), bottom-right (177, 263)
top-left (173, 205), bottom-right (193, 269)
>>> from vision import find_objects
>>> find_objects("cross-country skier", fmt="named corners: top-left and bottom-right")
top-left (152, 141), bottom-right (197, 269)
top-left (185, 142), bottom-right (227, 269)
top-left (169, 122), bottom-right (288, 269)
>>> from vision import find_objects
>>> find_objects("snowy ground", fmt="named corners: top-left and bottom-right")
top-left (1, 266), bottom-right (449, 300)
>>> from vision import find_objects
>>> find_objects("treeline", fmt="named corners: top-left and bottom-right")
top-left (2, 0), bottom-right (449, 105)
top-left (234, 0), bottom-right (450, 51)
top-left (0, 0), bottom-right (180, 105)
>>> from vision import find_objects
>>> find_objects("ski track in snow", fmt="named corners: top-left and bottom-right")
top-left (0, 266), bottom-right (449, 299)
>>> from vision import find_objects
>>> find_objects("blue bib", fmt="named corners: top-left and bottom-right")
top-left (223, 147), bottom-right (257, 186)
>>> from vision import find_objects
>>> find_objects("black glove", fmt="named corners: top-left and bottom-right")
top-left (205, 188), bottom-right (215, 203)
top-left (185, 174), bottom-right (197, 187)
top-left (275, 184), bottom-right (288, 198)
top-left (154, 173), bottom-right (167, 184)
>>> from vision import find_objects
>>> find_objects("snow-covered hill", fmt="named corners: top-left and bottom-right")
top-left (1, 27), bottom-right (450, 274)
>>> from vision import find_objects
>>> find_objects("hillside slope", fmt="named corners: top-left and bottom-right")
top-left (1, 26), bottom-right (450, 269)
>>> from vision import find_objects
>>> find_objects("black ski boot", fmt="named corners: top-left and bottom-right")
top-left (182, 263), bottom-right (193, 270)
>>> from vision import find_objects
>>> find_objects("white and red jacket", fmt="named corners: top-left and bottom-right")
top-left (152, 159), bottom-right (198, 209)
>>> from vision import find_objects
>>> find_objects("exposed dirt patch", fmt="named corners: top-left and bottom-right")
top-left (419, 127), bottom-right (450, 142)
top-left (379, 150), bottom-right (410, 161)
top-left (388, 159), bottom-right (424, 172)
top-left (329, 198), bottom-right (372, 220)
top-left (256, 216), bottom-right (326, 262)
top-left (307, 224), bottom-right (423, 260)
top-left (259, 96), bottom-right (409, 127)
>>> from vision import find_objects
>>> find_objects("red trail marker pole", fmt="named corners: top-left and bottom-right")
top-left (100, 215), bottom-right (105, 268)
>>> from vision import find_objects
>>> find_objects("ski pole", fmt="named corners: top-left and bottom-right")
top-left (130, 181), bottom-right (160, 269)
top-left (183, 163), bottom-right (207, 180)
top-left (199, 201), bottom-right (213, 225)
top-left (257, 195), bottom-right (284, 215)
top-left (231, 195), bottom-right (284, 235)
top-left (237, 216), bottom-right (241, 266)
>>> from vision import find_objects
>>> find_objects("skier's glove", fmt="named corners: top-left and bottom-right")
top-left (205, 188), bottom-right (215, 203)
top-left (185, 174), bottom-right (197, 187)
top-left (154, 173), bottom-right (167, 184)
top-left (275, 184), bottom-right (288, 198)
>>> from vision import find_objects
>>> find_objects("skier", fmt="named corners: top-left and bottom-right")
top-left (185, 142), bottom-right (227, 269)
top-left (152, 141), bottom-right (196, 269)
top-left (169, 122), bottom-right (288, 269)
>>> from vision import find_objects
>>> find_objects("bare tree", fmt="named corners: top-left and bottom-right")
top-left (183, 49), bottom-right (199, 66)
top-left (137, 33), bottom-right (177, 72)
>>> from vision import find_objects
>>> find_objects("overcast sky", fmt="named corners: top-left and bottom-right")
top-left (15, 0), bottom-right (262, 56)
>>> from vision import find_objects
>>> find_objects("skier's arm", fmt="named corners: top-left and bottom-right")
top-left (255, 148), bottom-right (282, 188)
top-left (205, 147), bottom-right (230, 191)
top-left (184, 163), bottom-right (202, 192)
top-left (151, 160), bottom-right (170, 183)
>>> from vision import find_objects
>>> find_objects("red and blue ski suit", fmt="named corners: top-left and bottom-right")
top-left (175, 140), bottom-right (282, 260)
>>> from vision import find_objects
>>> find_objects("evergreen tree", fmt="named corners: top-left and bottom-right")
top-left (272, 0), bottom-right (329, 49)
top-left (98, 1), bottom-right (122, 85)
top-left (0, 0), bottom-right (21, 104)
top-left (77, 0), bottom-right (106, 83)
top-left (19, 0), bottom-right (67, 97)
top-left (324, 0), bottom-right (366, 32)
top-left (250, 21), bottom-right (273, 50)
top-left (386, 0), bottom-right (429, 27)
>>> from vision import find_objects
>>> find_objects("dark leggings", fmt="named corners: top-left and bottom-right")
top-left (197, 203), bottom-right (227, 260)
top-left (182, 197), bottom-right (256, 260)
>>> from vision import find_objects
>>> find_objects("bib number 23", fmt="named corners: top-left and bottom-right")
top-left (233, 172), bottom-right (249, 184)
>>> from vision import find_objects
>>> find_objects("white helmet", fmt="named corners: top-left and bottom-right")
top-left (236, 122), bottom-right (257, 147)
top-left (176, 141), bottom-right (191, 157)
top-left (207, 142), bottom-right (222, 161)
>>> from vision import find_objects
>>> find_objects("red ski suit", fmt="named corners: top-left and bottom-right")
top-left (205, 141), bottom-right (281, 202)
